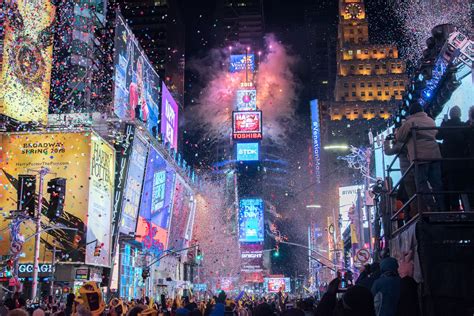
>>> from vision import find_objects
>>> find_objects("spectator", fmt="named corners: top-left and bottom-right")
top-left (397, 103), bottom-right (444, 212)
top-left (384, 129), bottom-right (418, 218)
top-left (464, 106), bottom-right (474, 210)
top-left (397, 251), bottom-right (419, 316)
top-left (436, 106), bottom-right (466, 211)
top-left (7, 309), bottom-right (28, 316)
top-left (371, 257), bottom-right (401, 316)
top-left (333, 285), bottom-right (376, 316)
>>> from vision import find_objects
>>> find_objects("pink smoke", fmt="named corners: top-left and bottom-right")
top-left (187, 34), bottom-right (298, 144)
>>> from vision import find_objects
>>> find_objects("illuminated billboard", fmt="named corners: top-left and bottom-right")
top-left (339, 185), bottom-right (364, 232)
top-left (120, 134), bottom-right (149, 234)
top-left (239, 198), bottom-right (264, 242)
top-left (0, 1), bottom-right (56, 123)
top-left (310, 100), bottom-right (321, 184)
top-left (0, 132), bottom-right (114, 265)
top-left (136, 146), bottom-right (176, 254)
top-left (86, 135), bottom-right (115, 267)
top-left (236, 143), bottom-right (259, 161)
top-left (113, 14), bottom-right (161, 136)
top-left (235, 89), bottom-right (257, 110)
top-left (167, 175), bottom-right (195, 251)
top-left (233, 111), bottom-right (262, 140)
top-left (161, 83), bottom-right (179, 150)
top-left (229, 54), bottom-right (255, 73)
top-left (241, 243), bottom-right (264, 272)
top-left (264, 278), bottom-right (291, 293)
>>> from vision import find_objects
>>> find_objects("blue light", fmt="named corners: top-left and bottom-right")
top-left (236, 143), bottom-right (259, 161)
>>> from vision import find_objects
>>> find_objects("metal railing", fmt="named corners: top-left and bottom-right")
top-left (385, 125), bottom-right (474, 236)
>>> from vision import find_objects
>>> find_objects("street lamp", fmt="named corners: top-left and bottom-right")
top-left (306, 205), bottom-right (322, 209)
top-left (323, 144), bottom-right (349, 151)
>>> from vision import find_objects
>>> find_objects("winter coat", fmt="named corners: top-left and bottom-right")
top-left (384, 139), bottom-right (410, 174)
top-left (436, 118), bottom-right (467, 172)
top-left (397, 112), bottom-right (441, 163)
top-left (396, 276), bottom-right (419, 316)
top-left (372, 258), bottom-right (401, 316)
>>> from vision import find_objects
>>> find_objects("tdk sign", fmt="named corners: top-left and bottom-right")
top-left (237, 143), bottom-right (259, 161)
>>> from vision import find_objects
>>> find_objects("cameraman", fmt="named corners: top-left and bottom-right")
top-left (383, 129), bottom-right (417, 219)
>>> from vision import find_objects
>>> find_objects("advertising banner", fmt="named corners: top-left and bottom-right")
top-left (0, 1), bottom-right (56, 123)
top-left (339, 185), bottom-right (363, 233)
top-left (310, 100), bottom-right (321, 185)
top-left (0, 132), bottom-right (94, 263)
top-left (236, 143), bottom-right (259, 161)
top-left (86, 135), bottom-right (115, 267)
top-left (264, 278), bottom-right (291, 293)
top-left (239, 198), bottom-right (264, 243)
top-left (232, 111), bottom-right (262, 140)
top-left (241, 243), bottom-right (263, 272)
top-left (229, 54), bottom-right (255, 73)
top-left (136, 146), bottom-right (176, 255)
top-left (167, 175), bottom-right (194, 252)
top-left (113, 14), bottom-right (161, 136)
top-left (161, 83), bottom-right (179, 150)
top-left (235, 89), bottom-right (257, 111)
top-left (120, 134), bottom-right (148, 234)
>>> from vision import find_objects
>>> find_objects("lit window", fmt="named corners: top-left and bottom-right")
top-left (356, 49), bottom-right (361, 55)
top-left (348, 50), bottom-right (353, 55)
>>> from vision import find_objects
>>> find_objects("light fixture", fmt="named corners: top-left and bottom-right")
top-left (323, 144), bottom-right (349, 151)
top-left (306, 205), bottom-right (322, 209)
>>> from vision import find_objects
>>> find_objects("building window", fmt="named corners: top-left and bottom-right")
top-left (360, 82), bottom-right (365, 87)
top-left (370, 109), bottom-right (375, 113)
top-left (397, 64), bottom-right (402, 68)
top-left (364, 50), bottom-right (368, 54)
top-left (389, 49), bottom-right (393, 55)
top-left (361, 91), bottom-right (366, 97)
top-left (368, 91), bottom-right (373, 96)
top-left (380, 110), bottom-right (385, 113)
top-left (399, 80), bottom-right (404, 86)
top-left (350, 65), bottom-right (355, 70)
top-left (351, 83), bottom-right (356, 88)
top-left (368, 82), bottom-right (373, 87)
top-left (394, 90), bottom-right (399, 95)
top-left (352, 92), bottom-right (356, 97)
top-left (393, 81), bottom-right (398, 86)
top-left (385, 90), bottom-right (390, 96)
top-left (343, 82), bottom-right (349, 88)
top-left (382, 63), bottom-right (387, 69)
top-left (384, 82), bottom-right (390, 87)
top-left (363, 109), bottom-right (367, 114)
top-left (375, 64), bottom-right (380, 70)
top-left (376, 82), bottom-right (381, 87)
top-left (373, 49), bottom-right (377, 54)
top-left (358, 64), bottom-right (363, 70)
top-left (391, 63), bottom-right (396, 68)
top-left (356, 49), bottom-right (361, 55)
top-left (344, 92), bottom-right (349, 97)
top-left (366, 65), bottom-right (371, 70)
top-left (348, 50), bottom-right (353, 55)
top-left (377, 91), bottom-right (382, 96)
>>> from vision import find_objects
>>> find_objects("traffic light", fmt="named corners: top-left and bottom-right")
top-left (195, 246), bottom-right (203, 264)
top-left (142, 268), bottom-right (150, 280)
top-left (17, 175), bottom-right (36, 217)
top-left (273, 250), bottom-right (280, 258)
top-left (47, 178), bottom-right (66, 220)
top-left (94, 242), bottom-right (103, 257)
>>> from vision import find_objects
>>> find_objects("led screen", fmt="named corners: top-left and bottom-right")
top-left (167, 175), bottom-right (194, 251)
top-left (310, 100), bottom-right (321, 184)
top-left (120, 134), bottom-right (148, 234)
top-left (235, 89), bottom-right (257, 110)
top-left (229, 54), bottom-right (255, 73)
top-left (136, 146), bottom-right (176, 255)
top-left (233, 111), bottom-right (262, 140)
top-left (239, 198), bottom-right (264, 242)
top-left (264, 278), bottom-right (291, 293)
top-left (113, 14), bottom-right (160, 136)
top-left (161, 83), bottom-right (179, 150)
top-left (241, 243), bottom-right (264, 272)
top-left (0, 1), bottom-right (56, 123)
top-left (339, 185), bottom-right (364, 232)
top-left (236, 143), bottom-right (259, 161)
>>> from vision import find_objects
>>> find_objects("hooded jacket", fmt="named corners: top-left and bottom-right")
top-left (371, 257), bottom-right (401, 316)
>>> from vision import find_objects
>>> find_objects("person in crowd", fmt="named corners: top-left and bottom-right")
top-left (396, 251), bottom-right (419, 316)
top-left (252, 301), bottom-right (273, 316)
top-left (333, 285), bottom-right (376, 316)
top-left (183, 297), bottom-right (197, 312)
top-left (464, 106), bottom-right (474, 210)
top-left (209, 292), bottom-right (226, 316)
top-left (355, 262), bottom-right (380, 291)
top-left (314, 277), bottom-right (339, 316)
top-left (384, 128), bottom-right (418, 218)
top-left (7, 309), bottom-right (28, 316)
top-left (371, 257), bottom-right (401, 316)
top-left (436, 105), bottom-right (467, 211)
top-left (397, 102), bottom-right (444, 212)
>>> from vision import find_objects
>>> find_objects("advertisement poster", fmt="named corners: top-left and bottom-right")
top-left (0, 1), bottom-right (56, 123)
top-left (239, 198), bottom-right (264, 243)
top-left (233, 111), bottom-right (262, 140)
top-left (120, 135), bottom-right (148, 234)
top-left (0, 132), bottom-right (92, 263)
top-left (161, 83), bottom-right (179, 150)
top-left (339, 185), bottom-right (363, 232)
top-left (235, 89), bottom-right (257, 110)
top-left (310, 100), bottom-right (321, 185)
top-left (168, 175), bottom-right (194, 251)
top-left (229, 54), bottom-right (255, 73)
top-left (236, 143), bottom-right (259, 161)
top-left (86, 135), bottom-right (115, 267)
top-left (113, 14), bottom-right (160, 136)
top-left (264, 278), bottom-right (291, 293)
top-left (136, 146), bottom-right (176, 254)
top-left (241, 243), bottom-right (263, 271)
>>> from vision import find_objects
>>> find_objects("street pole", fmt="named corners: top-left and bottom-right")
top-left (32, 167), bottom-right (49, 301)
top-left (50, 243), bottom-right (56, 297)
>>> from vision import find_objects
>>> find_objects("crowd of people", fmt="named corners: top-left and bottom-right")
top-left (384, 103), bottom-right (474, 219)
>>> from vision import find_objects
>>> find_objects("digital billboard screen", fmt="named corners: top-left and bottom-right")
top-left (167, 175), bottom-right (194, 251)
top-left (236, 143), bottom-right (259, 161)
top-left (161, 83), bottom-right (179, 150)
top-left (339, 185), bottom-right (364, 232)
top-left (235, 89), bottom-right (257, 110)
top-left (241, 243), bottom-right (264, 272)
top-left (229, 54), bottom-right (255, 73)
top-left (0, 1), bottom-right (56, 123)
top-left (264, 278), bottom-right (291, 293)
top-left (113, 14), bottom-right (161, 136)
top-left (233, 111), bottom-right (262, 140)
top-left (310, 100), bottom-right (321, 184)
top-left (136, 146), bottom-right (176, 254)
top-left (120, 134), bottom-right (148, 234)
top-left (239, 198), bottom-right (264, 243)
